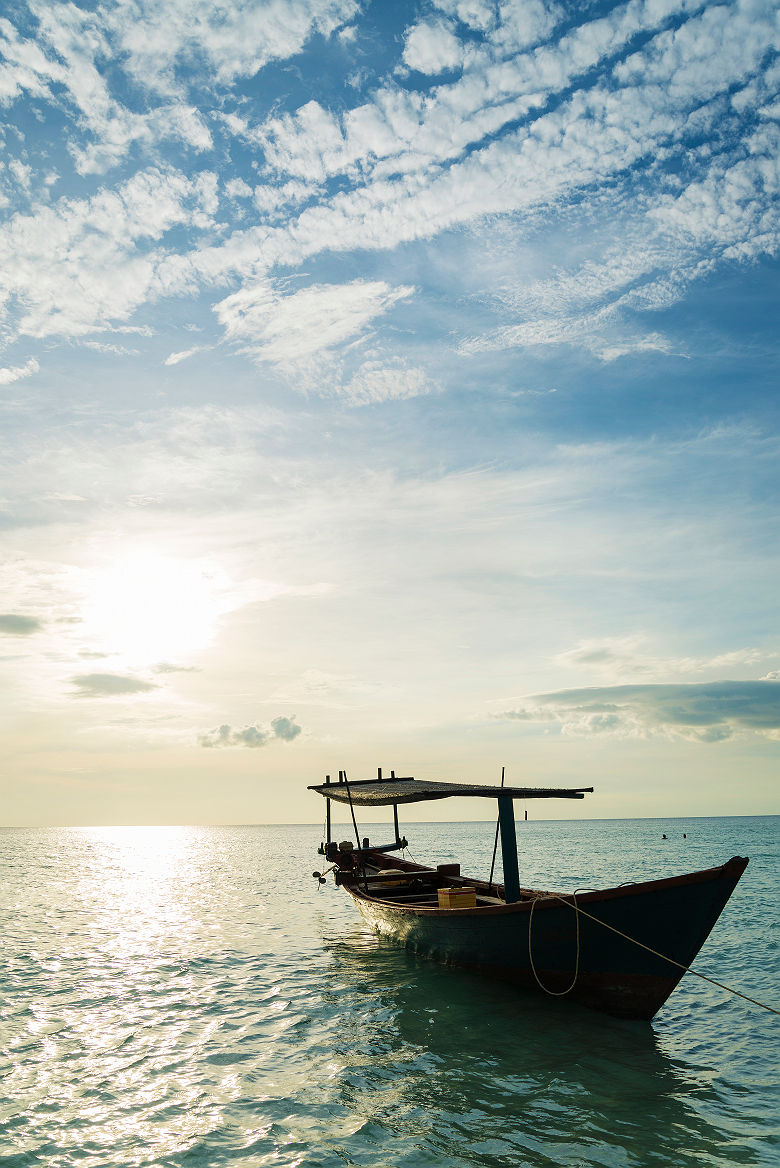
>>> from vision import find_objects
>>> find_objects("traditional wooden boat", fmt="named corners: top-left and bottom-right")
top-left (310, 771), bottom-right (749, 1020)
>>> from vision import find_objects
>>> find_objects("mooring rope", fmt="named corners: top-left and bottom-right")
top-left (528, 890), bottom-right (581, 996)
top-left (529, 891), bottom-right (779, 1015)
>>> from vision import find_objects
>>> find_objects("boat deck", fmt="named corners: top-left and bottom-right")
top-left (350, 860), bottom-right (515, 908)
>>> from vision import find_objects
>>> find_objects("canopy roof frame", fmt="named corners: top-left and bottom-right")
top-left (312, 771), bottom-right (594, 903)
top-left (308, 774), bottom-right (593, 808)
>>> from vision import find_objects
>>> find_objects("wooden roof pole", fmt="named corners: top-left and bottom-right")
top-left (498, 795), bottom-right (521, 903)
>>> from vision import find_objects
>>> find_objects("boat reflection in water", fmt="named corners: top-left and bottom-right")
top-left (319, 927), bottom-right (760, 1168)
top-left (310, 770), bottom-right (748, 1020)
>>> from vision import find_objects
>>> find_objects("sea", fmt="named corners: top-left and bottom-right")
top-left (0, 816), bottom-right (777, 1168)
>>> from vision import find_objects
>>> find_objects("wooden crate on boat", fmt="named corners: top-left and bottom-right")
top-left (437, 887), bottom-right (476, 909)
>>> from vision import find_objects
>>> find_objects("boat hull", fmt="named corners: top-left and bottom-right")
top-left (345, 856), bottom-right (749, 1020)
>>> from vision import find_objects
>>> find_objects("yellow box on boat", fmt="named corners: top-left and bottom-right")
top-left (437, 887), bottom-right (476, 909)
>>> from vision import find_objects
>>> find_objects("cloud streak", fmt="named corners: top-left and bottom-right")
top-left (71, 673), bottom-right (158, 697)
top-left (498, 681), bottom-right (780, 743)
top-left (0, 613), bottom-right (41, 635)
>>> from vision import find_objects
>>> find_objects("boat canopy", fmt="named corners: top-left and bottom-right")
top-left (308, 776), bottom-right (593, 806)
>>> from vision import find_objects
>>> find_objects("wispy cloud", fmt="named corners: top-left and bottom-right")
top-left (497, 681), bottom-right (780, 743)
top-left (164, 345), bottom-right (209, 366)
top-left (214, 279), bottom-right (416, 366)
top-left (70, 672), bottom-right (158, 697)
top-left (212, 278), bottom-right (433, 400)
top-left (341, 357), bottom-right (437, 405)
top-left (0, 613), bottom-right (41, 635)
top-left (554, 637), bottom-right (771, 682)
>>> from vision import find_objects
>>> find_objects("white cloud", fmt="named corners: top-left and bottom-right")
top-left (225, 177), bottom-right (252, 199)
top-left (342, 358), bottom-right (437, 405)
top-left (164, 345), bottom-right (208, 366)
top-left (0, 13), bottom-right (69, 108)
top-left (110, 0), bottom-right (359, 94)
top-left (80, 340), bottom-right (139, 356)
top-left (459, 309), bottom-right (680, 362)
top-left (70, 104), bottom-right (213, 176)
top-left (431, 0), bottom-right (496, 33)
top-left (195, 0), bottom-right (778, 371)
top-left (252, 179), bottom-right (320, 215)
top-left (2, 2), bottom-right (356, 175)
top-left (0, 167), bottom-right (220, 339)
top-left (614, 0), bottom-right (779, 104)
top-left (651, 124), bottom-right (780, 260)
top-left (0, 6), bottom-right (213, 175)
top-left (214, 279), bottom-right (416, 367)
top-left (253, 0), bottom-right (727, 195)
top-left (595, 334), bottom-right (680, 363)
top-left (0, 356), bottom-right (39, 384)
top-left (8, 159), bottom-right (32, 194)
top-left (402, 20), bottom-right (465, 75)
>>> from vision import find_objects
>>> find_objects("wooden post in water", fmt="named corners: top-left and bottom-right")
top-left (497, 795), bottom-right (521, 903)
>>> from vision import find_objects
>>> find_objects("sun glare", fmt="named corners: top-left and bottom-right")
top-left (83, 548), bottom-right (230, 665)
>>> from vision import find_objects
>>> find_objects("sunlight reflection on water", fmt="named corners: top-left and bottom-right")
top-left (71, 826), bottom-right (209, 956)
top-left (0, 819), bottom-right (777, 1168)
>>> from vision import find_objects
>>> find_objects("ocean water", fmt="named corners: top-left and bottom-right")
top-left (0, 816), bottom-right (777, 1168)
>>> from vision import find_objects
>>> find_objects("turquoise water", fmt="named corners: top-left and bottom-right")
top-left (0, 817), bottom-right (777, 1167)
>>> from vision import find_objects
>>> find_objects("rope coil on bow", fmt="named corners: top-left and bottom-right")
top-left (528, 891), bottom-right (581, 996)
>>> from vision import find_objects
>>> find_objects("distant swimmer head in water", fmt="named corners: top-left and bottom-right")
top-left (662, 833), bottom-right (668, 839)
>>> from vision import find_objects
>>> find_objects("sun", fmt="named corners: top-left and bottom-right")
top-left (82, 547), bottom-right (230, 665)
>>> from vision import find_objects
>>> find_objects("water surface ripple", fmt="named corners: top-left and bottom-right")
top-left (0, 818), bottom-right (777, 1167)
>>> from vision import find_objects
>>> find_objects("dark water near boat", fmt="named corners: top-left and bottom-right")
top-left (1, 817), bottom-right (777, 1167)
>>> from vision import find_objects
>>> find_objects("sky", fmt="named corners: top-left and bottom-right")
top-left (1, 0), bottom-right (779, 827)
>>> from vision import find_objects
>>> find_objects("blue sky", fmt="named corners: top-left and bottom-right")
top-left (1, 0), bottom-right (778, 825)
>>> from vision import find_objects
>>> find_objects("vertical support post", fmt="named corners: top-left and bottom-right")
top-left (389, 771), bottom-right (401, 847)
top-left (325, 774), bottom-right (331, 845)
top-left (497, 795), bottom-right (521, 903)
